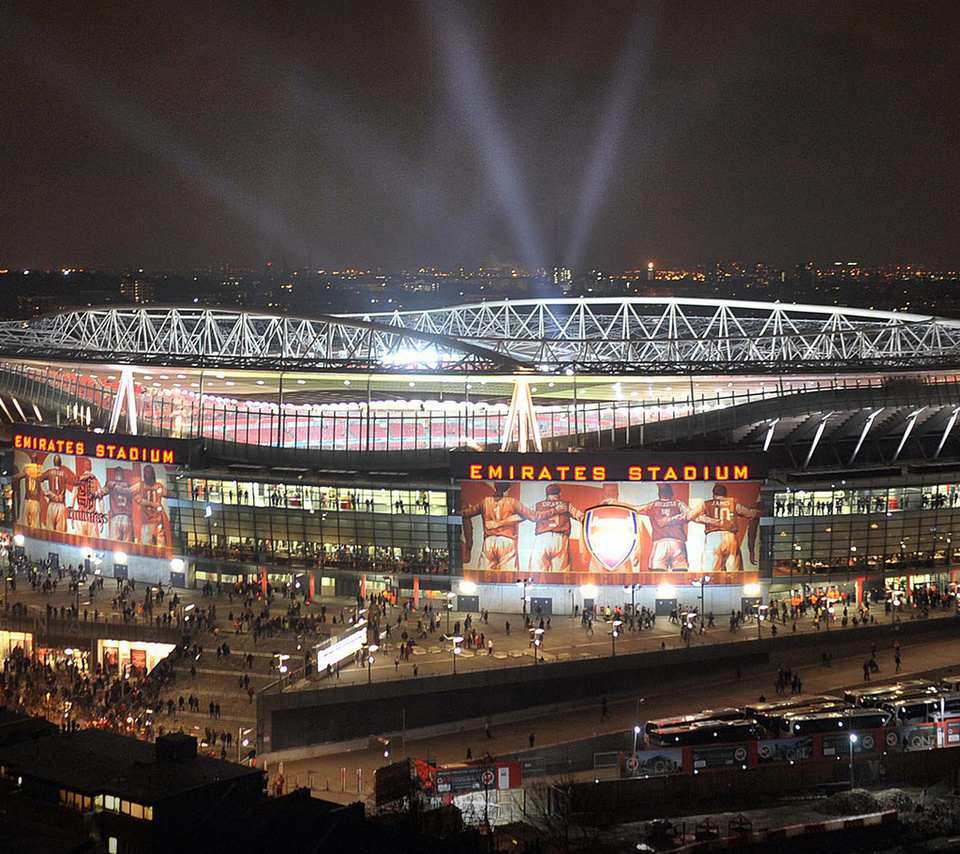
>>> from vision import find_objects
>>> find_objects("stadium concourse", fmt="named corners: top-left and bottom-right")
top-left (0, 554), bottom-right (954, 757)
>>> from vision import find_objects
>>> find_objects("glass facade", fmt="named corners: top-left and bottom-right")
top-left (770, 482), bottom-right (960, 577)
top-left (172, 476), bottom-right (453, 576)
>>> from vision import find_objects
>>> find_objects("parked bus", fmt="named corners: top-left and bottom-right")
top-left (843, 681), bottom-right (937, 708)
top-left (882, 692), bottom-right (960, 725)
top-left (646, 719), bottom-right (762, 747)
top-left (780, 708), bottom-right (891, 738)
top-left (745, 696), bottom-right (845, 731)
top-left (644, 708), bottom-right (745, 738)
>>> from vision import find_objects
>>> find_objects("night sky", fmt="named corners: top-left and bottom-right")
top-left (1, 1), bottom-right (957, 272)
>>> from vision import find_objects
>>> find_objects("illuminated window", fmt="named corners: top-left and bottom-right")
top-left (121, 800), bottom-right (130, 815)
top-left (144, 805), bottom-right (153, 821)
top-left (108, 839), bottom-right (118, 854)
top-left (104, 794), bottom-right (116, 811)
top-left (130, 803), bottom-right (143, 819)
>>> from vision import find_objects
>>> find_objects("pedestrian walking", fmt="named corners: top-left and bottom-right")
top-left (529, 733), bottom-right (535, 748)
top-left (600, 696), bottom-right (609, 721)
top-left (895, 650), bottom-right (902, 672)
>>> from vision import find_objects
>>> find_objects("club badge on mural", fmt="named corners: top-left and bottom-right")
top-left (583, 504), bottom-right (639, 571)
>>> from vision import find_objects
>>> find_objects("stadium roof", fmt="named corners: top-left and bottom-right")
top-left (3, 298), bottom-right (960, 375)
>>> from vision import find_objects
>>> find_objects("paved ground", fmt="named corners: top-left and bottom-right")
top-left (3, 570), bottom-right (957, 802)
top-left (277, 625), bottom-right (960, 805)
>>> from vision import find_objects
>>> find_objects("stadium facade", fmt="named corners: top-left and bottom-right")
top-left (3, 297), bottom-right (960, 618)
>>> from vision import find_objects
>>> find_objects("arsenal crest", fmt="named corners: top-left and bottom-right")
top-left (584, 504), bottom-right (639, 571)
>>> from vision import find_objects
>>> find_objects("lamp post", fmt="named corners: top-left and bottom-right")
top-left (849, 733), bottom-right (858, 789)
top-left (517, 577), bottom-right (533, 618)
top-left (452, 636), bottom-right (462, 674)
top-left (445, 591), bottom-right (455, 633)
top-left (693, 576), bottom-right (711, 630)
top-left (611, 619), bottom-right (622, 656)
top-left (366, 643), bottom-right (378, 685)
top-left (623, 583), bottom-right (641, 626)
top-left (756, 605), bottom-right (767, 640)
top-left (238, 727), bottom-right (252, 763)
top-left (632, 724), bottom-right (641, 756)
top-left (531, 627), bottom-right (544, 664)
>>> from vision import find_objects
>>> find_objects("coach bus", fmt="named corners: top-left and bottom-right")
top-left (646, 719), bottom-right (762, 747)
top-left (780, 708), bottom-right (891, 738)
top-left (882, 692), bottom-right (960, 725)
top-left (643, 708), bottom-right (745, 739)
top-left (745, 696), bottom-right (845, 731)
top-left (843, 681), bottom-right (937, 708)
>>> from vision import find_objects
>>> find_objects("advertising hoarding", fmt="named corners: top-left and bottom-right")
top-left (12, 427), bottom-right (187, 560)
top-left (454, 452), bottom-right (764, 585)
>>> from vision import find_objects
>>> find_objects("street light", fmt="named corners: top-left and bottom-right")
top-left (366, 643), bottom-right (378, 685)
top-left (516, 577), bottom-right (533, 618)
top-left (623, 583), bottom-right (641, 626)
top-left (611, 619), bottom-right (623, 656)
top-left (238, 727), bottom-right (252, 763)
top-left (849, 733), bottom-right (858, 789)
top-left (445, 591), bottom-right (455, 632)
top-left (531, 627), bottom-right (544, 665)
top-left (452, 635), bottom-right (462, 674)
top-left (692, 576), bottom-right (711, 630)
top-left (632, 724), bottom-right (641, 756)
top-left (756, 605), bottom-right (768, 640)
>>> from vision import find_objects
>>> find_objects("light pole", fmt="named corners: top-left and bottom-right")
top-left (611, 619), bottom-right (622, 656)
top-left (623, 583), bottom-right (641, 626)
top-left (693, 576), bottom-right (711, 630)
top-left (366, 644), bottom-right (378, 685)
top-left (756, 605), bottom-right (767, 640)
top-left (632, 724), bottom-right (641, 756)
top-left (238, 727), bottom-right (252, 763)
top-left (445, 591), bottom-right (455, 633)
top-left (531, 627), bottom-right (544, 664)
top-left (517, 577), bottom-right (533, 618)
top-left (452, 635), bottom-right (462, 674)
top-left (849, 733), bottom-right (858, 789)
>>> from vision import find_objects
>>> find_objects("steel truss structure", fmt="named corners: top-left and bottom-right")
top-left (0, 307), bottom-right (520, 373)
top-left (3, 299), bottom-right (960, 376)
top-left (363, 298), bottom-right (960, 374)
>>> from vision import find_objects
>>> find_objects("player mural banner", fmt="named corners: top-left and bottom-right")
top-left (456, 453), bottom-right (763, 585)
top-left (12, 427), bottom-right (188, 560)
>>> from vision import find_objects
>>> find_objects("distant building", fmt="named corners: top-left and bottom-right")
top-left (0, 730), bottom-right (263, 854)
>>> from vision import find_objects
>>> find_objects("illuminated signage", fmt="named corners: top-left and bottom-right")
top-left (583, 505), bottom-right (639, 571)
top-left (315, 621), bottom-right (368, 672)
top-left (13, 426), bottom-right (188, 466)
top-left (452, 451), bottom-right (766, 483)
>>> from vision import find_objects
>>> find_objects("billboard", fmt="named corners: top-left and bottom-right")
top-left (12, 427), bottom-right (187, 560)
top-left (455, 452), bottom-right (763, 585)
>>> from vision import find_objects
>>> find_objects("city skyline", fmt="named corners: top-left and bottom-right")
top-left (1, 2), bottom-right (958, 273)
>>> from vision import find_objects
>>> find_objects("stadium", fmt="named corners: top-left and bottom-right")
top-left (3, 296), bottom-right (960, 618)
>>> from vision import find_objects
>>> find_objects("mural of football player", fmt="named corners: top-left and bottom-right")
top-left (689, 483), bottom-right (760, 572)
top-left (72, 463), bottom-right (104, 537)
top-left (530, 483), bottom-right (584, 573)
top-left (98, 466), bottom-right (135, 542)
top-left (40, 454), bottom-right (76, 532)
top-left (611, 483), bottom-right (691, 571)
top-left (14, 453), bottom-right (44, 529)
top-left (462, 482), bottom-right (540, 573)
top-left (133, 464), bottom-right (168, 547)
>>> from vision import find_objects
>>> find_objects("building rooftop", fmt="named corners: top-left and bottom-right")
top-left (0, 729), bottom-right (261, 804)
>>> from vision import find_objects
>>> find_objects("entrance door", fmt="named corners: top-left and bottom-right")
top-left (530, 596), bottom-right (552, 616)
top-left (655, 598), bottom-right (676, 616)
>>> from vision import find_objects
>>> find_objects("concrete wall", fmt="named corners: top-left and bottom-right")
top-left (259, 614), bottom-right (960, 755)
